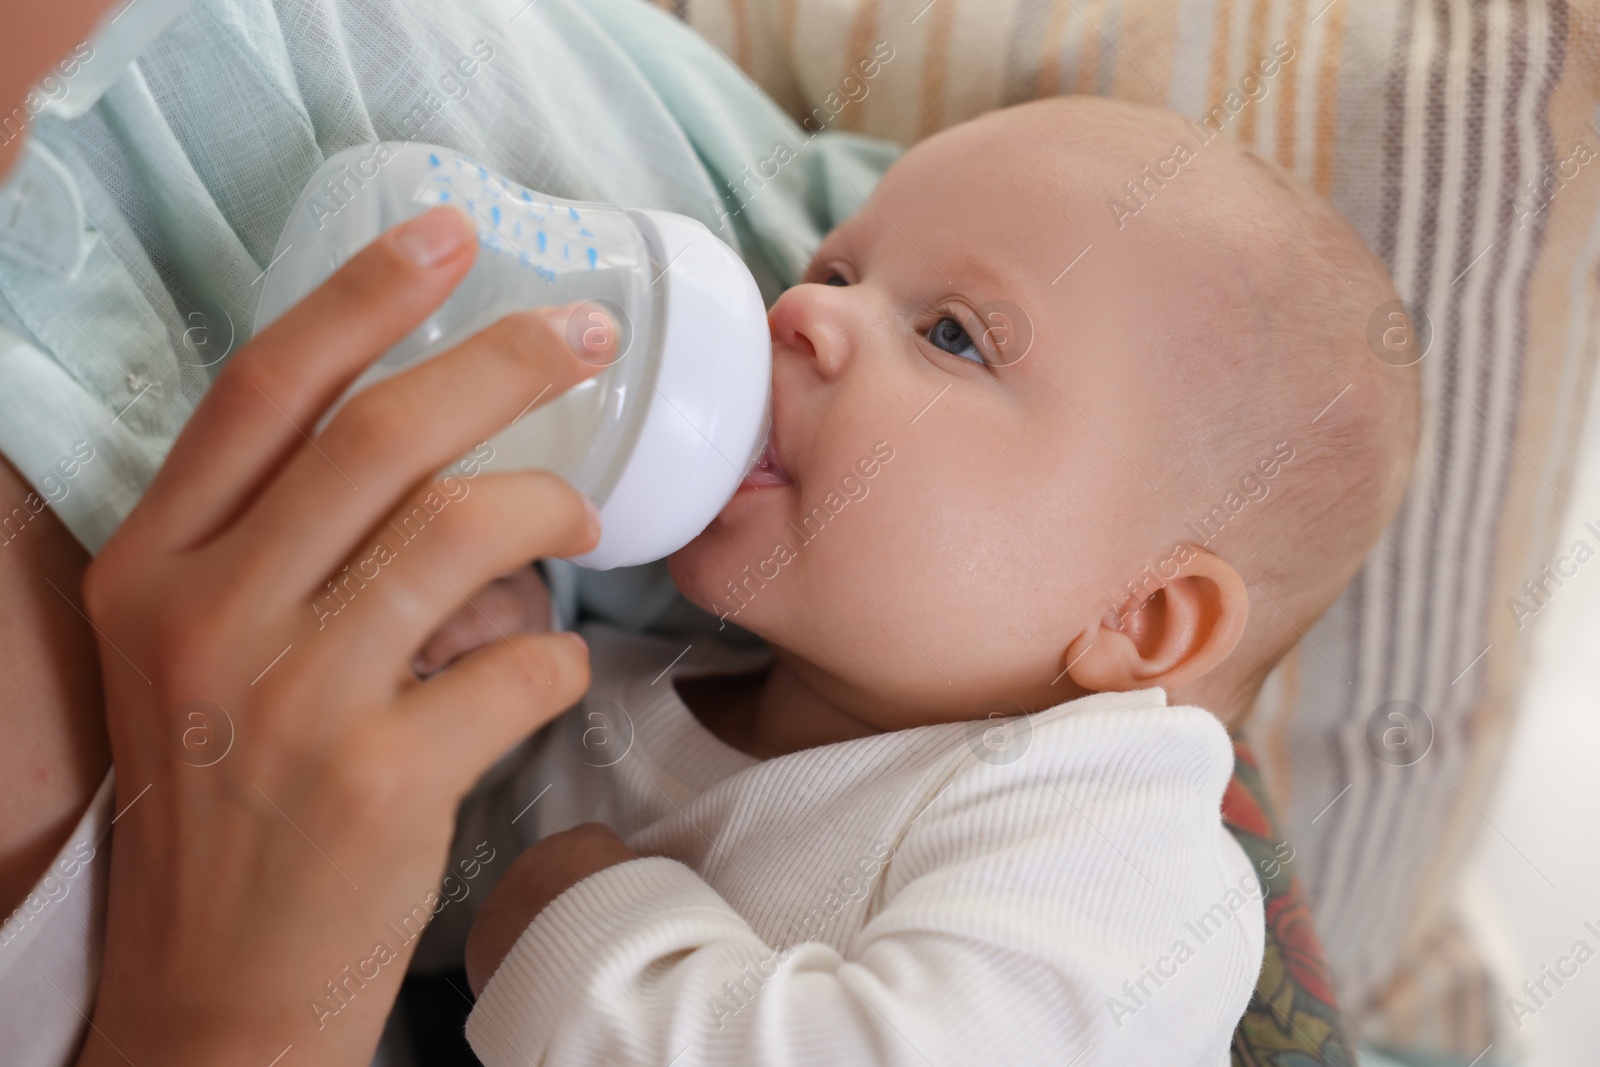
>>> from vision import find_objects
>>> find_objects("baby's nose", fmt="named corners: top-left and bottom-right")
top-left (769, 286), bottom-right (849, 377)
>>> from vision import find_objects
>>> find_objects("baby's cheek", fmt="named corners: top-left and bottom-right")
top-left (862, 454), bottom-right (1034, 615)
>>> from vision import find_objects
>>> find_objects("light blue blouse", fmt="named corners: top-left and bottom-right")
top-left (0, 0), bottom-right (898, 578)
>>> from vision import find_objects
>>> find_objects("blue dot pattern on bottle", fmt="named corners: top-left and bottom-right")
top-left (417, 147), bottom-right (617, 283)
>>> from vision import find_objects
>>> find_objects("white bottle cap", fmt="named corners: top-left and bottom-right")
top-left (567, 209), bottom-right (771, 570)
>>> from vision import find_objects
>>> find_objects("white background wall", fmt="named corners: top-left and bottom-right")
top-left (1466, 364), bottom-right (1600, 1065)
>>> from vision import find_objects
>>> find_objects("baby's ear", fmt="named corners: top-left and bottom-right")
top-left (1062, 548), bottom-right (1248, 695)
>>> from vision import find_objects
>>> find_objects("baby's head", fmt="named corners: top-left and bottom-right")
top-left (670, 96), bottom-right (1420, 731)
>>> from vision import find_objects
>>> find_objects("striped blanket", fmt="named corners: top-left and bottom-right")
top-left (667, 0), bottom-right (1600, 1056)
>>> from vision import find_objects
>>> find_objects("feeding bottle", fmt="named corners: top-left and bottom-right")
top-left (255, 142), bottom-right (771, 569)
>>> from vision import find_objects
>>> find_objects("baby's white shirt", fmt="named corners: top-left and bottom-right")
top-left (456, 624), bottom-right (1265, 1067)
top-left (0, 623), bottom-right (1265, 1067)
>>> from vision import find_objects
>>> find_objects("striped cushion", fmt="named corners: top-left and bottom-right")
top-left (669, 0), bottom-right (1600, 1053)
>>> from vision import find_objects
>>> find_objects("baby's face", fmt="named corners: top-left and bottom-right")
top-left (670, 106), bottom-right (1229, 728)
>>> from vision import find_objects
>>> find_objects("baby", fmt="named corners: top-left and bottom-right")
top-left (421, 95), bottom-right (1420, 1066)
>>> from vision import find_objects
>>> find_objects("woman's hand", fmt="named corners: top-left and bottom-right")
top-left (414, 564), bottom-right (554, 677)
top-left (76, 205), bottom-right (608, 1067)
top-left (463, 824), bottom-right (640, 995)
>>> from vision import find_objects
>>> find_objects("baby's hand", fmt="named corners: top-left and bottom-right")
top-left (412, 564), bottom-right (553, 676)
top-left (464, 823), bottom-right (640, 994)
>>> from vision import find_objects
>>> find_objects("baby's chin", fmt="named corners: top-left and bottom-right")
top-left (668, 487), bottom-right (761, 582)
top-left (664, 544), bottom-right (705, 599)
top-left (665, 526), bottom-right (736, 619)
top-left (666, 508), bottom-right (785, 634)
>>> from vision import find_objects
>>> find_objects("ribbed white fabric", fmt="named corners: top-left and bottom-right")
top-left (462, 624), bottom-right (1264, 1066)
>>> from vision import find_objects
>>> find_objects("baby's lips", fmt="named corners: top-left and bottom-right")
top-left (740, 410), bottom-right (793, 489)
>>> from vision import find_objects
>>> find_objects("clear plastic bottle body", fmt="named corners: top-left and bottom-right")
top-left (255, 142), bottom-right (662, 505)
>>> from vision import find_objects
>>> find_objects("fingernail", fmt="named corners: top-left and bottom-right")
top-left (582, 495), bottom-right (602, 541)
top-left (533, 304), bottom-right (575, 335)
top-left (536, 303), bottom-right (577, 321)
top-left (539, 302), bottom-right (612, 369)
top-left (566, 630), bottom-right (588, 654)
top-left (393, 207), bottom-right (469, 267)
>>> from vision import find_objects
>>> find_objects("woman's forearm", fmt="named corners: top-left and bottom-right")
top-left (0, 454), bottom-right (108, 919)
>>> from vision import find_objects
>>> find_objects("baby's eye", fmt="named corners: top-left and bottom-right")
top-left (821, 271), bottom-right (849, 287)
top-left (926, 316), bottom-right (983, 364)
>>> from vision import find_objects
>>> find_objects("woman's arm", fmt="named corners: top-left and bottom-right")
top-left (0, 0), bottom-right (118, 936)
top-left (0, 456), bottom-right (107, 918)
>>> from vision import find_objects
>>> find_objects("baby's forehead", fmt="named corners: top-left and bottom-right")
top-left (846, 112), bottom-right (1264, 361)
top-left (861, 103), bottom-right (1262, 285)
top-left (889, 100), bottom-right (1218, 200)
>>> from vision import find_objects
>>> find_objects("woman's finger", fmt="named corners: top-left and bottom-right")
top-left (414, 566), bottom-right (552, 676)
top-left (396, 629), bottom-right (591, 780)
top-left (215, 303), bottom-right (604, 603)
top-left (289, 471), bottom-right (597, 682)
top-left (129, 206), bottom-right (479, 552)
